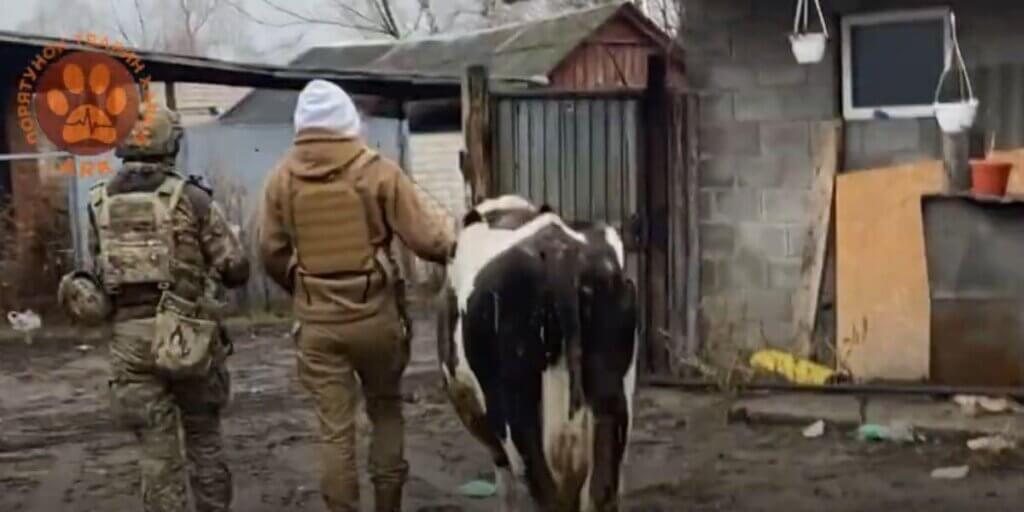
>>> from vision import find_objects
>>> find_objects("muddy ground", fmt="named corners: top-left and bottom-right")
top-left (2, 310), bottom-right (1023, 511)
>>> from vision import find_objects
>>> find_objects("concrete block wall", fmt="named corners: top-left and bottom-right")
top-left (683, 0), bottom-right (840, 351)
top-left (681, 0), bottom-right (1024, 354)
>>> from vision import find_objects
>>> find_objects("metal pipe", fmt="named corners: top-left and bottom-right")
top-left (641, 375), bottom-right (1024, 399)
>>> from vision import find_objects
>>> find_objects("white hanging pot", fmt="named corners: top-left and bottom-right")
top-left (790, 0), bottom-right (829, 65)
top-left (790, 33), bottom-right (828, 64)
top-left (932, 12), bottom-right (978, 134)
top-left (935, 98), bottom-right (979, 134)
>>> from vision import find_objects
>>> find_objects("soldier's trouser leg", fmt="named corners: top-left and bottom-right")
top-left (109, 319), bottom-right (189, 512)
top-left (297, 305), bottom-right (410, 512)
top-left (174, 366), bottom-right (233, 512)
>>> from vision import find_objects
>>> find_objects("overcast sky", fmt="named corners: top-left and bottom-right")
top-left (0, 0), bottom-right (561, 64)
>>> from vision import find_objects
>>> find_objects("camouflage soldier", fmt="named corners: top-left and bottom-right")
top-left (79, 107), bottom-right (250, 512)
top-left (260, 80), bottom-right (455, 512)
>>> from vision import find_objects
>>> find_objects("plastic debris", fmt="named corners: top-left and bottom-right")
top-left (456, 479), bottom-right (497, 498)
top-left (967, 435), bottom-right (1017, 454)
top-left (856, 422), bottom-right (920, 443)
top-left (76, 344), bottom-right (94, 353)
top-left (931, 465), bottom-right (970, 480)
top-left (749, 349), bottom-right (842, 385)
top-left (953, 395), bottom-right (1022, 417)
top-left (803, 420), bottom-right (826, 439)
top-left (7, 309), bottom-right (42, 344)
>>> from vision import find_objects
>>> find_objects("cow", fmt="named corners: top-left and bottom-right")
top-left (437, 195), bottom-right (638, 512)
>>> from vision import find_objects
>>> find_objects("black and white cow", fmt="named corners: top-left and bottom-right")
top-left (437, 195), bottom-right (638, 512)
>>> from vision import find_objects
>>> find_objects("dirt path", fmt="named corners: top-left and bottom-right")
top-left (2, 315), bottom-right (1022, 511)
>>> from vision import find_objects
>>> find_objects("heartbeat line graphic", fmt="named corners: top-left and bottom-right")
top-left (64, 104), bottom-right (114, 130)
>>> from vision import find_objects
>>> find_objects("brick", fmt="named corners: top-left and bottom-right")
top-left (700, 123), bottom-right (761, 157)
top-left (713, 189), bottom-right (762, 221)
top-left (706, 63), bottom-right (757, 90)
top-left (700, 157), bottom-right (737, 187)
top-left (700, 93), bottom-right (735, 124)
top-left (737, 153), bottom-right (814, 189)
top-left (761, 121), bottom-right (811, 156)
top-left (757, 65), bottom-right (807, 87)
top-left (863, 119), bottom-right (922, 154)
top-left (768, 258), bottom-right (802, 289)
top-left (736, 223), bottom-right (787, 258)
top-left (763, 189), bottom-right (810, 222)
top-left (786, 224), bottom-right (810, 257)
top-left (720, 249), bottom-right (768, 289)
top-left (700, 223), bottom-right (735, 257)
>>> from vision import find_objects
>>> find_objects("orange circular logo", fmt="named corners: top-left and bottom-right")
top-left (34, 51), bottom-right (141, 156)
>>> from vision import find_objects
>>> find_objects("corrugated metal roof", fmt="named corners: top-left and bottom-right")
top-left (0, 29), bottom-right (464, 98)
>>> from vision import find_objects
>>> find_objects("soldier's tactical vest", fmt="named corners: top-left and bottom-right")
top-left (282, 148), bottom-right (378, 275)
top-left (89, 173), bottom-right (204, 297)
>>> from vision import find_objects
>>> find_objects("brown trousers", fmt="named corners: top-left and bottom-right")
top-left (295, 302), bottom-right (411, 512)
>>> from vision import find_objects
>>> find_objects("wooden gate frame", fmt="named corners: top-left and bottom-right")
top-left (459, 61), bottom-right (699, 377)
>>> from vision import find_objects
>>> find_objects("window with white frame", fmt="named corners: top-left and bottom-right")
top-left (841, 8), bottom-right (951, 121)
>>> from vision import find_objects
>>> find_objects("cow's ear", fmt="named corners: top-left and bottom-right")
top-left (463, 210), bottom-right (483, 227)
top-left (539, 204), bottom-right (554, 214)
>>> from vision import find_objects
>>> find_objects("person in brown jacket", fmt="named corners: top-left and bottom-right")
top-left (259, 79), bottom-right (455, 512)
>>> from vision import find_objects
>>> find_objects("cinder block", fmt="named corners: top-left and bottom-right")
top-left (737, 153), bottom-right (814, 190)
top-left (768, 258), bottom-right (802, 289)
top-left (736, 223), bottom-right (787, 258)
top-left (734, 90), bottom-right (785, 122)
top-left (700, 259), bottom-right (718, 295)
top-left (786, 224), bottom-right (810, 257)
top-left (707, 0), bottom-right (753, 22)
top-left (707, 63), bottom-right (758, 90)
top-left (700, 223), bottom-right (735, 257)
top-left (762, 189), bottom-right (810, 222)
top-left (761, 121), bottom-right (811, 156)
top-left (700, 123), bottom-right (761, 157)
top-left (699, 190), bottom-right (716, 220)
top-left (863, 119), bottom-right (922, 154)
top-left (743, 288), bottom-right (794, 320)
top-left (700, 157), bottom-right (738, 187)
top-left (757, 65), bottom-right (807, 87)
top-left (700, 93), bottom-right (735, 124)
top-left (714, 189), bottom-right (762, 221)
top-left (762, 319), bottom-right (798, 347)
top-left (780, 87), bottom-right (837, 120)
top-left (720, 249), bottom-right (768, 289)
top-left (732, 21), bottom-right (794, 65)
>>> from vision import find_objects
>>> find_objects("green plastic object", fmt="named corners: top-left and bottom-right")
top-left (457, 479), bottom-right (497, 498)
top-left (857, 424), bottom-right (887, 441)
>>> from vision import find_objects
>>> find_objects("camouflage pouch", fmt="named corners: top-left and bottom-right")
top-left (152, 291), bottom-right (219, 379)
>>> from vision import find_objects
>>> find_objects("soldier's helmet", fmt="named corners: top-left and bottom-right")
top-left (115, 106), bottom-right (183, 160)
top-left (57, 271), bottom-right (112, 326)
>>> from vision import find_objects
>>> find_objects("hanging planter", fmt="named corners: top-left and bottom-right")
top-left (933, 12), bottom-right (978, 134)
top-left (790, 0), bottom-right (829, 64)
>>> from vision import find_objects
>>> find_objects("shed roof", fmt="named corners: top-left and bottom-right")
top-left (0, 30), bottom-right (462, 99)
top-left (222, 1), bottom-right (673, 124)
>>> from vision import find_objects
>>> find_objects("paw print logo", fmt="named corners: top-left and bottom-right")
top-left (34, 52), bottom-right (141, 156)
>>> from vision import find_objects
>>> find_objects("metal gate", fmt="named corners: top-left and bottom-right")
top-left (487, 90), bottom-right (672, 373)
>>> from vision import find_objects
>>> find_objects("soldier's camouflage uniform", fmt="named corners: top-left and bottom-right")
top-left (90, 109), bottom-right (250, 512)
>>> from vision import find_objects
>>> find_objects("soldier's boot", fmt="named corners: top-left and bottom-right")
top-left (366, 392), bottom-right (409, 512)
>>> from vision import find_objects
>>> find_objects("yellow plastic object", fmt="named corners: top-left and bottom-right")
top-left (749, 349), bottom-right (836, 385)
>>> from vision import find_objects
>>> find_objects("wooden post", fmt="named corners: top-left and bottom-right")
top-left (165, 81), bottom-right (177, 110)
top-left (461, 65), bottom-right (493, 204)
top-left (942, 132), bottom-right (970, 191)
top-left (643, 55), bottom-right (671, 374)
top-left (684, 93), bottom-right (701, 370)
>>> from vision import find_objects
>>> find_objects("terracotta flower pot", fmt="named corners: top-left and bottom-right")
top-left (969, 160), bottom-right (1013, 196)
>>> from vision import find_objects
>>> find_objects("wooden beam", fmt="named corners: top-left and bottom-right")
top-left (794, 121), bottom-right (843, 358)
top-left (461, 65), bottom-right (493, 204)
top-left (643, 54), bottom-right (671, 375)
top-left (684, 92), bottom-right (701, 369)
top-left (942, 132), bottom-right (971, 191)
top-left (165, 81), bottom-right (177, 110)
